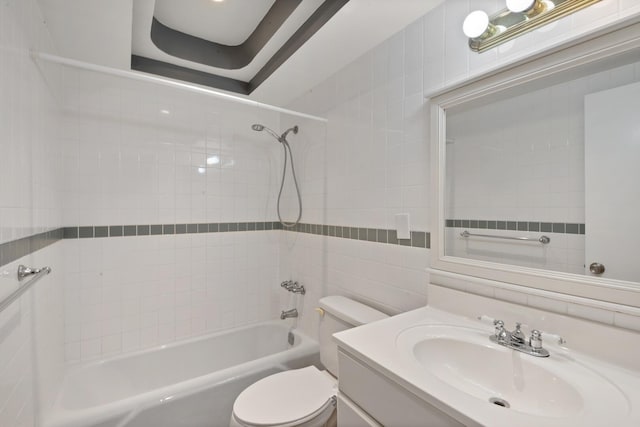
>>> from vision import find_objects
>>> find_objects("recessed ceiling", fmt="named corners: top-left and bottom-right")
top-left (132, 0), bottom-right (341, 95)
top-left (36, 0), bottom-right (445, 106)
top-left (153, 0), bottom-right (276, 46)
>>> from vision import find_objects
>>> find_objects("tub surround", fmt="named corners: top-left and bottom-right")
top-left (334, 286), bottom-right (640, 426)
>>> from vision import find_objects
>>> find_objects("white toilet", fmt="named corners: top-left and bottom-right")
top-left (230, 296), bottom-right (388, 427)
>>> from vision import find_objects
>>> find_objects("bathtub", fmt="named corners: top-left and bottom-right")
top-left (45, 321), bottom-right (320, 427)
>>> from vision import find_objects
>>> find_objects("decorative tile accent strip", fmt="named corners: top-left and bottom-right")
top-left (445, 219), bottom-right (585, 235)
top-left (284, 222), bottom-right (430, 249)
top-left (0, 228), bottom-right (64, 268)
top-left (62, 222), bottom-right (283, 239)
top-left (60, 221), bottom-right (431, 248)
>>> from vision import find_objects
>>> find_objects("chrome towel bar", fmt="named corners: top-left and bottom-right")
top-left (0, 265), bottom-right (52, 313)
top-left (460, 230), bottom-right (550, 244)
top-left (17, 265), bottom-right (51, 281)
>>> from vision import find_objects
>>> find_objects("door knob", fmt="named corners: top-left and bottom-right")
top-left (589, 262), bottom-right (605, 275)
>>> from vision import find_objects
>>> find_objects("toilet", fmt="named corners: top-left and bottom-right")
top-left (230, 296), bottom-right (388, 427)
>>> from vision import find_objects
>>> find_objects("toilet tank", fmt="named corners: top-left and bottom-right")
top-left (318, 296), bottom-right (388, 376)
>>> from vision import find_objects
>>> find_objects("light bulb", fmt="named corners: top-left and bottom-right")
top-left (506, 0), bottom-right (536, 13)
top-left (463, 10), bottom-right (490, 39)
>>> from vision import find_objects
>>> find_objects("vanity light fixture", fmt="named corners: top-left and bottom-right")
top-left (463, 0), bottom-right (601, 52)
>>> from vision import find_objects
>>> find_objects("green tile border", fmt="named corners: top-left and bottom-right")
top-left (62, 222), bottom-right (283, 240)
top-left (283, 222), bottom-right (430, 249)
top-left (0, 220), bottom-right (428, 269)
top-left (60, 221), bottom-right (430, 248)
top-left (446, 219), bottom-right (585, 235)
top-left (0, 228), bottom-right (63, 268)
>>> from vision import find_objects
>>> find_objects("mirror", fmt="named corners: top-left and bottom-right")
top-left (430, 21), bottom-right (640, 307)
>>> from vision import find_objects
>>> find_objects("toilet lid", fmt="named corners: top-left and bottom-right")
top-left (233, 366), bottom-right (336, 426)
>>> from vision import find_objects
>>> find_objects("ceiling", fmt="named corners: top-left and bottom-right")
top-left (36, 0), bottom-right (444, 107)
top-left (153, 0), bottom-right (277, 46)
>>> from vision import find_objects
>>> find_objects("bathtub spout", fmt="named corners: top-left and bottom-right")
top-left (280, 308), bottom-right (298, 320)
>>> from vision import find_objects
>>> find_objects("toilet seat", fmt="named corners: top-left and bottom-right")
top-left (232, 366), bottom-right (336, 427)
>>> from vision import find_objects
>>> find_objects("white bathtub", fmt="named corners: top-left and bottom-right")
top-left (45, 321), bottom-right (319, 427)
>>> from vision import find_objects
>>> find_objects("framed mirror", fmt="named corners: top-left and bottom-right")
top-left (430, 20), bottom-right (640, 307)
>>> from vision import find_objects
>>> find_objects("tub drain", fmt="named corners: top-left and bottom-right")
top-left (489, 397), bottom-right (510, 408)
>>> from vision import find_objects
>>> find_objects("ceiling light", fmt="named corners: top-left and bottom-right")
top-left (206, 155), bottom-right (220, 165)
top-left (463, 0), bottom-right (601, 52)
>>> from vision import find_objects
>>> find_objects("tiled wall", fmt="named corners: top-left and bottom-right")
top-left (0, 1), bottom-right (63, 245)
top-left (288, 22), bottom-right (430, 231)
top-left (0, 0), bottom-right (65, 425)
top-left (421, 0), bottom-right (640, 95)
top-left (284, 17), bottom-right (432, 336)
top-left (0, 246), bottom-right (64, 427)
top-left (287, 0), bottom-right (640, 337)
top-left (60, 68), bottom-right (284, 227)
top-left (61, 231), bottom-right (280, 361)
top-left (58, 67), bottom-right (314, 361)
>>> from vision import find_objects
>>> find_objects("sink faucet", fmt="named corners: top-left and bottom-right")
top-left (280, 308), bottom-right (298, 320)
top-left (491, 320), bottom-right (549, 357)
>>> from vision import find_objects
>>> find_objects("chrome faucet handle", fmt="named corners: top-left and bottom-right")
top-left (529, 330), bottom-right (543, 351)
top-left (493, 320), bottom-right (508, 343)
top-left (512, 322), bottom-right (526, 344)
top-left (290, 283), bottom-right (306, 295)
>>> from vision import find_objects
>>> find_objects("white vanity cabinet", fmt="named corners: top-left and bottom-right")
top-left (336, 349), bottom-right (465, 427)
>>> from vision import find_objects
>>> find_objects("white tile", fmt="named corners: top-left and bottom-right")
top-left (613, 312), bottom-right (640, 332)
top-left (527, 295), bottom-right (568, 314)
top-left (81, 339), bottom-right (102, 360)
top-left (567, 303), bottom-right (615, 325)
top-left (101, 334), bottom-right (123, 355)
top-left (494, 288), bottom-right (528, 305)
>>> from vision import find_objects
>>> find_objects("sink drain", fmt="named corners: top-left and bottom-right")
top-left (489, 397), bottom-right (510, 408)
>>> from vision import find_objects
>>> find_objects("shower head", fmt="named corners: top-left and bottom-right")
top-left (251, 123), bottom-right (299, 143)
top-left (281, 126), bottom-right (298, 140)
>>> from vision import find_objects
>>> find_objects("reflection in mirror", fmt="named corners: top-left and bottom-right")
top-left (444, 57), bottom-right (640, 283)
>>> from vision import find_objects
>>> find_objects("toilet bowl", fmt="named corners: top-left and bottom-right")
top-left (230, 366), bottom-right (336, 427)
top-left (229, 296), bottom-right (388, 427)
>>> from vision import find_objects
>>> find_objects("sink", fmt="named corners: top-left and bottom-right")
top-left (396, 325), bottom-right (629, 419)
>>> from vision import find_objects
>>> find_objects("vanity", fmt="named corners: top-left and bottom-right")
top-left (333, 285), bottom-right (640, 427)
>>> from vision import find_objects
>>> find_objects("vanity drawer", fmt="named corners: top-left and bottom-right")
top-left (337, 393), bottom-right (381, 427)
top-left (338, 349), bottom-right (464, 427)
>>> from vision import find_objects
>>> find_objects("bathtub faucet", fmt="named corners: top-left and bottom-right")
top-left (280, 308), bottom-right (298, 320)
top-left (281, 280), bottom-right (306, 295)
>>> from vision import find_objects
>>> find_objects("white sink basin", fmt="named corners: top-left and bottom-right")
top-left (396, 325), bottom-right (629, 419)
